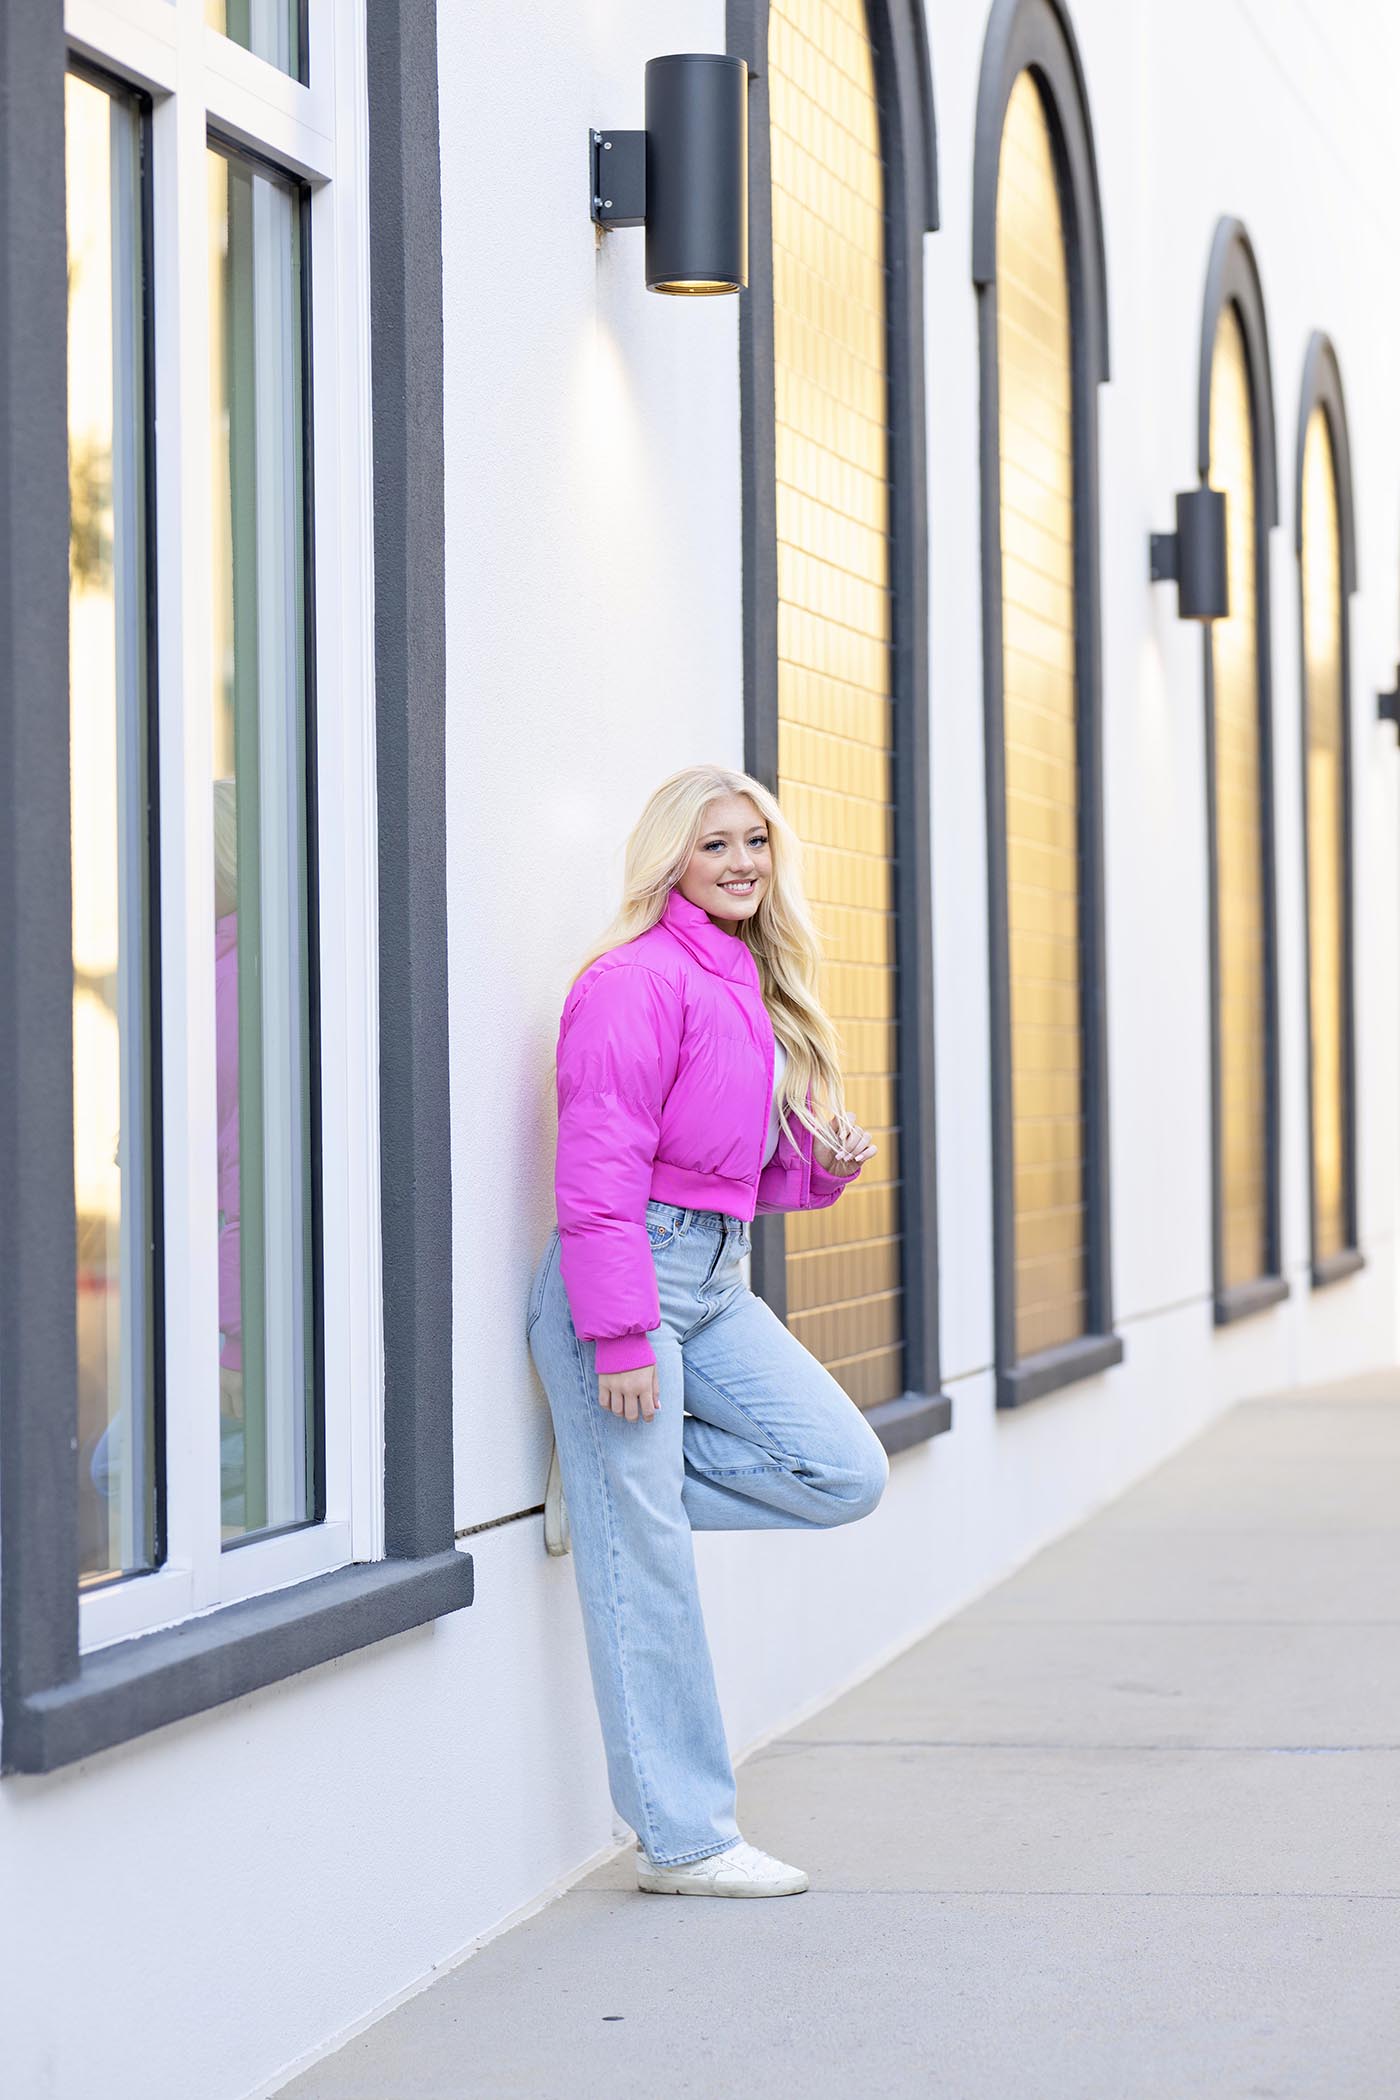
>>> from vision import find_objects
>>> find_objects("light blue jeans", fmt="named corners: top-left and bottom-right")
top-left (525, 1196), bottom-right (889, 1867)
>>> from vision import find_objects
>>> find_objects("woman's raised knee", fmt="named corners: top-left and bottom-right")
top-left (815, 1435), bottom-right (888, 1525)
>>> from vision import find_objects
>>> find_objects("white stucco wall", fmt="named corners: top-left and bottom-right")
top-left (4, 4), bottom-right (1400, 2097)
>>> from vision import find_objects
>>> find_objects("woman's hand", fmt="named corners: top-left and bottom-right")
top-left (598, 1364), bottom-right (662, 1422)
top-left (813, 1111), bottom-right (876, 1179)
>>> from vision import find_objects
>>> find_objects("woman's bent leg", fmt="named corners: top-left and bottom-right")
top-left (679, 1281), bottom-right (890, 1532)
top-left (526, 1240), bottom-right (741, 1868)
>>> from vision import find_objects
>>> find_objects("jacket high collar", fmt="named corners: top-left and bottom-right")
top-left (660, 883), bottom-right (760, 987)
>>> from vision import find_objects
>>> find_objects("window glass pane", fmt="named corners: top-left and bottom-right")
top-left (208, 143), bottom-right (317, 1543)
top-left (767, 0), bottom-right (905, 1414)
top-left (206, 0), bottom-right (301, 81)
top-left (1209, 304), bottom-right (1269, 1288)
top-left (66, 71), bottom-right (160, 1585)
top-left (996, 70), bottom-right (1087, 1360)
top-left (1301, 404), bottom-right (1349, 1261)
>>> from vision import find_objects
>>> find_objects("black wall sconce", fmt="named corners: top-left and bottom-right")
top-left (589, 53), bottom-right (748, 295)
top-left (1149, 487), bottom-right (1230, 621)
top-left (1379, 672), bottom-right (1400, 736)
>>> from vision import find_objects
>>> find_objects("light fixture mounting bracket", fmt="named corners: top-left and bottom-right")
top-left (590, 129), bottom-right (646, 229)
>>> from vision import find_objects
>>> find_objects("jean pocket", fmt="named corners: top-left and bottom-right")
top-left (645, 1218), bottom-right (677, 1254)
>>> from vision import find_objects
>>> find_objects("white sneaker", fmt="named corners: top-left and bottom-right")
top-left (635, 1837), bottom-right (809, 1897)
top-left (544, 1436), bottom-right (570, 1556)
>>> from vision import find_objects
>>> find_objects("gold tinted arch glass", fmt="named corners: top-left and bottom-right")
top-left (995, 70), bottom-right (1086, 1359)
top-left (1208, 303), bottom-right (1270, 1288)
top-left (1300, 405), bottom-right (1350, 1263)
top-left (767, 0), bottom-right (904, 1411)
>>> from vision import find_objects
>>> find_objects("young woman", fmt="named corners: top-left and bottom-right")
top-left (525, 764), bottom-right (889, 1899)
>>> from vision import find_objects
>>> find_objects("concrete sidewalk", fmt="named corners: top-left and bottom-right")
top-left (283, 1371), bottom-right (1400, 2099)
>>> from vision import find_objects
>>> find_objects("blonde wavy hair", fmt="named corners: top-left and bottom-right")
top-left (557, 764), bottom-right (852, 1152)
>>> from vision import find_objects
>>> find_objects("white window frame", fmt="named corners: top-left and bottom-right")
top-left (66, 0), bottom-right (383, 1654)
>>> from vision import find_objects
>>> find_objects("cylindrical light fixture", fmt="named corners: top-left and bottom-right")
top-left (1149, 487), bottom-right (1229, 621)
top-left (644, 54), bottom-right (747, 295)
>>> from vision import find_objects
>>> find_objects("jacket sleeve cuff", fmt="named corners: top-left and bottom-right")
top-left (808, 1151), bottom-right (862, 1201)
top-left (593, 1332), bottom-right (658, 1374)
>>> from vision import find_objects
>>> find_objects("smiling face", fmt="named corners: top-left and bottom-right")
top-left (677, 793), bottom-right (773, 933)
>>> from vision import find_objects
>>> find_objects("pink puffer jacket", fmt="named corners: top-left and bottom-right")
top-left (553, 883), bottom-right (862, 1372)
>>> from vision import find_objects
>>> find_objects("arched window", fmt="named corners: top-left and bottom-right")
top-left (1198, 220), bottom-right (1286, 1323)
top-left (728, 0), bottom-right (949, 1452)
top-left (972, 0), bottom-right (1119, 1409)
top-left (1295, 334), bottom-right (1362, 1284)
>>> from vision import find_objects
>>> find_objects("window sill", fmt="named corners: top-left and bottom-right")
top-left (996, 1330), bottom-right (1124, 1410)
top-left (1311, 1246), bottom-right (1365, 1290)
top-left (1214, 1274), bottom-right (1290, 1326)
top-left (865, 1389), bottom-right (953, 1454)
top-left (4, 1547), bottom-right (474, 1775)
top-left (78, 1519), bottom-right (362, 1654)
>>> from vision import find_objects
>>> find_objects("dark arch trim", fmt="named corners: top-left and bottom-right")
top-left (881, 0), bottom-right (941, 235)
top-left (972, 0), bottom-right (1120, 1409)
top-left (1197, 216), bottom-right (1286, 1326)
top-left (971, 0), bottom-right (1109, 383)
top-left (1294, 331), bottom-right (1358, 594)
top-left (1198, 216), bottom-right (1278, 527)
top-left (727, 0), bottom-right (950, 1455)
top-left (1294, 329), bottom-right (1362, 1287)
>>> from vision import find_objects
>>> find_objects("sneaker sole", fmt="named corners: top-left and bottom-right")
top-left (544, 1443), bottom-right (570, 1557)
top-left (636, 1869), bottom-right (809, 1897)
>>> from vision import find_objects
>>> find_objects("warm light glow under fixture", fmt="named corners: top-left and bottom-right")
top-left (590, 53), bottom-right (748, 295)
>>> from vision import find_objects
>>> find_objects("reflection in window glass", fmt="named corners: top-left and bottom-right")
top-left (66, 71), bottom-right (159, 1586)
top-left (206, 0), bottom-right (301, 82)
top-left (208, 144), bottom-right (317, 1543)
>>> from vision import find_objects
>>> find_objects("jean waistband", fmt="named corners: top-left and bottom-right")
top-left (645, 1197), bottom-right (748, 1240)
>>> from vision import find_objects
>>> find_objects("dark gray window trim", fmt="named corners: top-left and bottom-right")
top-left (1293, 329), bottom-right (1363, 1290)
top-left (0, 0), bottom-right (472, 1778)
top-left (972, 0), bottom-right (1121, 1412)
top-left (726, 0), bottom-right (951, 1457)
top-left (1197, 218), bottom-right (1289, 1328)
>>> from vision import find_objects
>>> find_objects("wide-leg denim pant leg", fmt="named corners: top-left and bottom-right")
top-left (525, 1198), bottom-right (889, 1869)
